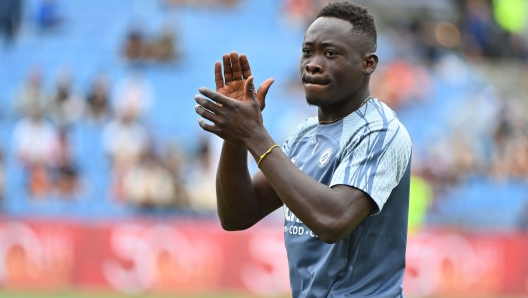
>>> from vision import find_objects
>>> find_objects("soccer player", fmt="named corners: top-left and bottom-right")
top-left (194, 2), bottom-right (412, 297)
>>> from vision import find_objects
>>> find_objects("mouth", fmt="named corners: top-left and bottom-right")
top-left (302, 76), bottom-right (330, 86)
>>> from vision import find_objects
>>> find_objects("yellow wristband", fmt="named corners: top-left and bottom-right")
top-left (257, 144), bottom-right (279, 167)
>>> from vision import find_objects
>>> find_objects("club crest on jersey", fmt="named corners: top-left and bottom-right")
top-left (318, 148), bottom-right (332, 167)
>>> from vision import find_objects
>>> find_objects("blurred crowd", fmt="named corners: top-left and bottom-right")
top-left (281, 0), bottom-right (528, 230)
top-left (123, 25), bottom-right (179, 64)
top-left (1, 0), bottom-right (527, 227)
top-left (7, 65), bottom-right (221, 212)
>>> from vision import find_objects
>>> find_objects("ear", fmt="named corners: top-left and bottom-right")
top-left (362, 53), bottom-right (378, 75)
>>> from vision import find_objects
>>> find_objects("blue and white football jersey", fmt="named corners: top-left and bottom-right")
top-left (281, 98), bottom-right (412, 297)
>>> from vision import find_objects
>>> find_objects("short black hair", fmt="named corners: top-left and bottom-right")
top-left (317, 2), bottom-right (377, 52)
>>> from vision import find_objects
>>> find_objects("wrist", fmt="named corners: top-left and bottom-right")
top-left (223, 140), bottom-right (246, 151)
top-left (245, 131), bottom-right (276, 162)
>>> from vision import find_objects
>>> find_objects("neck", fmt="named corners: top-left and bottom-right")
top-left (317, 87), bottom-right (371, 123)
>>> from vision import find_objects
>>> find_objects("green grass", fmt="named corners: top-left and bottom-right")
top-left (2, 291), bottom-right (524, 298)
top-left (0, 291), bottom-right (289, 298)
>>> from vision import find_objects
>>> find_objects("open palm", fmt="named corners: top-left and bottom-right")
top-left (215, 52), bottom-right (274, 110)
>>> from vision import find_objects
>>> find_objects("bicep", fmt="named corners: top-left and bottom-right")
top-left (330, 184), bottom-right (377, 237)
top-left (332, 184), bottom-right (377, 216)
top-left (251, 169), bottom-right (283, 221)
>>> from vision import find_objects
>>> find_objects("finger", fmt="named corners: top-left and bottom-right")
top-left (195, 94), bottom-right (222, 114)
top-left (197, 118), bottom-right (221, 135)
top-left (222, 54), bottom-right (233, 82)
top-left (195, 104), bottom-right (220, 123)
top-left (256, 78), bottom-right (275, 101)
top-left (244, 76), bottom-right (256, 101)
top-left (230, 52), bottom-right (242, 81)
top-left (239, 54), bottom-right (252, 79)
top-left (214, 61), bottom-right (224, 90)
top-left (199, 86), bottom-right (235, 106)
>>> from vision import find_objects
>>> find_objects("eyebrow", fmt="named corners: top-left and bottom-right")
top-left (303, 41), bottom-right (344, 48)
top-left (322, 42), bottom-right (340, 47)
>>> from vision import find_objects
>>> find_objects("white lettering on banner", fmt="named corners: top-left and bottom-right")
top-left (404, 233), bottom-right (502, 297)
top-left (103, 224), bottom-right (209, 294)
top-left (0, 222), bottom-right (43, 281)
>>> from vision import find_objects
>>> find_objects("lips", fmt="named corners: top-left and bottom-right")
top-left (302, 75), bottom-right (330, 85)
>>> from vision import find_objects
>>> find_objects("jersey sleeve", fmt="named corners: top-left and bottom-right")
top-left (329, 121), bottom-right (412, 215)
top-left (281, 132), bottom-right (294, 156)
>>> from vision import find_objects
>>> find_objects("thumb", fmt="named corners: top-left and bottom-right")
top-left (256, 78), bottom-right (275, 111)
top-left (244, 76), bottom-right (257, 101)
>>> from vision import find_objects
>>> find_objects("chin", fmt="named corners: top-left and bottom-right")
top-left (305, 95), bottom-right (330, 108)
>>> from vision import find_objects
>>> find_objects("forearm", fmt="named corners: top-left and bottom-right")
top-left (216, 141), bottom-right (259, 230)
top-left (193, 79), bottom-right (370, 238)
top-left (247, 132), bottom-right (370, 243)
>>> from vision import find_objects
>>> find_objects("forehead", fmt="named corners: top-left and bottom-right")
top-left (303, 17), bottom-right (356, 45)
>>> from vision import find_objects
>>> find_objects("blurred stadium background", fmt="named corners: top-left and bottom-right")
top-left (0, 0), bottom-right (528, 297)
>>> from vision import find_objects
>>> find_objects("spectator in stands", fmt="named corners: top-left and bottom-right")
top-left (122, 25), bottom-right (179, 64)
top-left (14, 68), bottom-right (48, 118)
top-left (26, 160), bottom-right (51, 198)
top-left (492, 100), bottom-right (528, 179)
top-left (493, 135), bottom-right (528, 179)
top-left (86, 74), bottom-right (111, 123)
top-left (102, 110), bottom-right (148, 168)
top-left (12, 108), bottom-right (58, 198)
top-left (162, 145), bottom-right (190, 207)
top-left (123, 149), bottom-right (177, 208)
top-left (460, 0), bottom-right (527, 59)
top-left (185, 137), bottom-right (217, 211)
top-left (123, 29), bottom-right (145, 63)
top-left (101, 108), bottom-right (149, 199)
top-left (461, 0), bottom-right (494, 57)
top-left (150, 26), bottom-right (177, 62)
top-left (53, 165), bottom-right (80, 198)
top-left (112, 71), bottom-right (153, 120)
top-left (370, 59), bottom-right (431, 110)
top-left (13, 108), bottom-right (57, 167)
top-left (0, 0), bottom-right (22, 44)
top-left (50, 130), bottom-right (82, 199)
top-left (48, 70), bottom-right (84, 128)
top-left (36, 0), bottom-right (62, 31)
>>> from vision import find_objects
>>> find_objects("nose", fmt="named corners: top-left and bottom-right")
top-left (305, 62), bottom-right (323, 74)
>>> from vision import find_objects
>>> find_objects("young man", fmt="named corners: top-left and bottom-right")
top-left (194, 2), bottom-right (412, 297)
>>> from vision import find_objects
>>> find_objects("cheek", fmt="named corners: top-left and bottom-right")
top-left (341, 62), bottom-right (363, 83)
top-left (300, 58), bottom-right (307, 72)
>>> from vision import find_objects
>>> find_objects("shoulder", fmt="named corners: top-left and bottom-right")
top-left (349, 99), bottom-right (404, 130)
top-left (286, 117), bottom-right (318, 143)
top-left (340, 99), bottom-right (412, 153)
top-left (282, 117), bottom-right (318, 154)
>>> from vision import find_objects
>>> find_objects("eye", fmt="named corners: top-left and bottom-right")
top-left (325, 50), bottom-right (337, 57)
top-left (302, 49), bottom-right (311, 55)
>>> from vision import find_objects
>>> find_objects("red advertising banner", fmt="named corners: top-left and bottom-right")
top-left (0, 218), bottom-right (527, 297)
